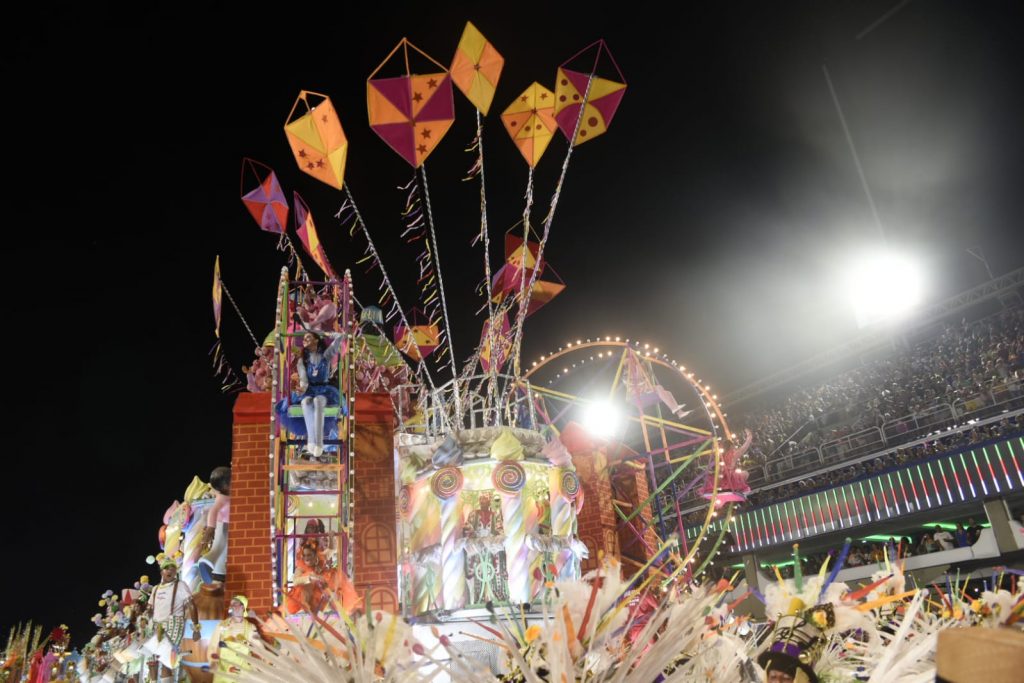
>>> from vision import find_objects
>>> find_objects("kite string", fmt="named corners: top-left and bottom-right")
top-left (337, 185), bottom-right (440, 396)
top-left (473, 109), bottom-right (502, 424)
top-left (476, 110), bottom-right (496, 327)
top-left (510, 73), bottom-right (595, 377)
top-left (219, 279), bottom-right (261, 350)
top-left (420, 165), bottom-right (460, 395)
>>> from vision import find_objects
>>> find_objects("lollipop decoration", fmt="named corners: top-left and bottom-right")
top-left (399, 485), bottom-right (412, 518)
top-left (431, 467), bottom-right (464, 500)
top-left (559, 469), bottom-right (580, 501)
top-left (492, 462), bottom-right (526, 493)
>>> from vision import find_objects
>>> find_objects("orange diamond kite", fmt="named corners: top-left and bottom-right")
top-left (450, 22), bottom-right (504, 115)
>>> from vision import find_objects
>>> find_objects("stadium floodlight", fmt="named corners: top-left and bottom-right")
top-left (843, 250), bottom-right (923, 327)
top-left (581, 400), bottom-right (621, 440)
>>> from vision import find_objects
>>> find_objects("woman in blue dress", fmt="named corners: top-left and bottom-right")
top-left (278, 331), bottom-right (344, 457)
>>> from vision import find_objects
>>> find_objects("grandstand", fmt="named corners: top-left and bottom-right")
top-left (676, 270), bottom-right (1024, 592)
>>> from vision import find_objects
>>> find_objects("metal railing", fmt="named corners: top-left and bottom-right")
top-left (394, 373), bottom-right (539, 438)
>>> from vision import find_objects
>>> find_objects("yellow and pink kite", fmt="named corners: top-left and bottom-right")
top-left (367, 39), bottom-right (456, 168)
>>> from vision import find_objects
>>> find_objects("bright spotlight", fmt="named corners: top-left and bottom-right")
top-left (581, 400), bottom-right (621, 440)
top-left (843, 251), bottom-right (923, 327)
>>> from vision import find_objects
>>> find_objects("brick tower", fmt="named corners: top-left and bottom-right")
top-left (557, 422), bottom-right (657, 573)
top-left (226, 392), bottom-right (274, 615)
top-left (351, 393), bottom-right (399, 612)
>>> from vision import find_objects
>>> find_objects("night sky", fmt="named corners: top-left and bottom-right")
top-left (4, 2), bottom-right (1023, 644)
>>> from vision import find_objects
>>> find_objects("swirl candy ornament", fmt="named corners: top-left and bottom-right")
top-left (559, 469), bottom-right (580, 501)
top-left (399, 485), bottom-right (412, 517)
top-left (492, 462), bottom-right (526, 494)
top-left (431, 467), bottom-right (464, 500)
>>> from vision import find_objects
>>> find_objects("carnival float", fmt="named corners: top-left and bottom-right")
top-left (20, 19), bottom-right (1024, 683)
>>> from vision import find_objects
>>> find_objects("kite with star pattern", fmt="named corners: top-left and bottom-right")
top-left (367, 39), bottom-right (455, 168)
top-left (285, 90), bottom-right (348, 190)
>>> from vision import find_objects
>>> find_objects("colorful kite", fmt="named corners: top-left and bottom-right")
top-left (284, 90), bottom-right (348, 190)
top-left (367, 39), bottom-right (455, 168)
top-left (491, 227), bottom-right (565, 317)
top-left (212, 256), bottom-right (222, 338)
top-left (394, 319), bottom-right (440, 362)
top-left (240, 158), bottom-right (289, 234)
top-left (491, 262), bottom-right (565, 317)
top-left (479, 312), bottom-right (511, 372)
top-left (450, 22), bottom-right (504, 115)
top-left (504, 229), bottom-right (542, 270)
top-left (293, 192), bottom-right (336, 279)
top-left (501, 82), bottom-right (558, 167)
top-left (553, 40), bottom-right (626, 145)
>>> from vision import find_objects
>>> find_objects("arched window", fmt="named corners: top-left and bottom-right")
top-left (369, 587), bottom-right (397, 613)
top-left (581, 536), bottom-right (598, 572)
top-left (362, 523), bottom-right (395, 566)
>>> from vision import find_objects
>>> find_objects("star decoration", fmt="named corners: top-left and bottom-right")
top-left (298, 149), bottom-right (307, 158)
top-left (420, 128), bottom-right (432, 139)
top-left (417, 144), bottom-right (428, 154)
top-left (427, 78), bottom-right (438, 89)
top-left (413, 92), bottom-right (423, 103)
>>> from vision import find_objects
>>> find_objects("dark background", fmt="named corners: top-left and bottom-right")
top-left (3, 1), bottom-right (1022, 643)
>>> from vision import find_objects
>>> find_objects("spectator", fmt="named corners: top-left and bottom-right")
top-left (954, 522), bottom-right (969, 548)
top-left (932, 525), bottom-right (955, 551)
top-left (966, 517), bottom-right (983, 545)
top-left (918, 533), bottom-right (938, 554)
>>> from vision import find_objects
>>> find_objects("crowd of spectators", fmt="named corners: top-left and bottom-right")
top-left (735, 306), bottom-right (1024, 481)
top-left (765, 519), bottom-right (987, 577)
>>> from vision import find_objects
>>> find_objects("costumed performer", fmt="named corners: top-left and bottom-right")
top-left (277, 331), bottom-right (344, 458)
top-left (146, 558), bottom-right (199, 683)
top-left (285, 541), bottom-right (361, 616)
top-left (197, 466), bottom-right (230, 585)
top-left (207, 595), bottom-right (266, 683)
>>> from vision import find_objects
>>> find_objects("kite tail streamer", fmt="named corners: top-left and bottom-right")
top-left (209, 339), bottom-right (244, 394)
top-left (468, 110), bottom-right (502, 423)
top-left (337, 186), bottom-right (440, 396)
top-left (419, 165), bottom-right (459, 389)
